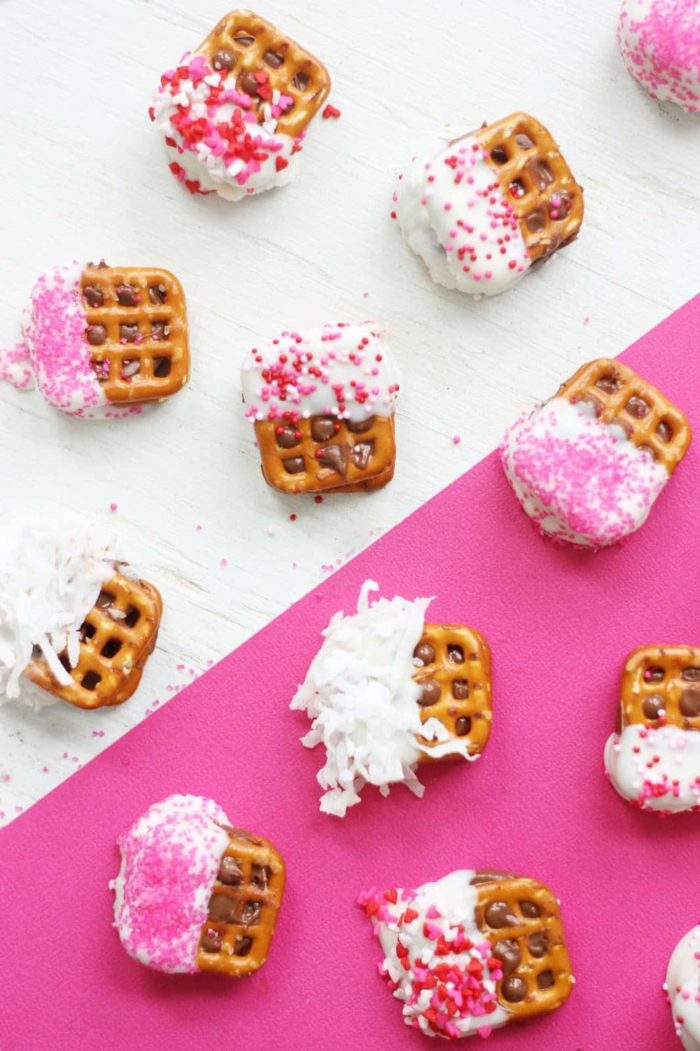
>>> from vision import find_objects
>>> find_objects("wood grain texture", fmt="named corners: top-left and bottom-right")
top-left (0, 0), bottom-right (698, 823)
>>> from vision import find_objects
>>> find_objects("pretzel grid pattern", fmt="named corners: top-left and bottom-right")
top-left (620, 645), bottom-right (700, 731)
top-left (476, 112), bottom-right (583, 263)
top-left (254, 415), bottom-right (396, 494)
top-left (25, 573), bottom-right (162, 710)
top-left (81, 264), bottom-right (189, 404)
top-left (558, 358), bottom-right (691, 473)
top-left (198, 10), bottom-right (331, 138)
top-left (197, 827), bottom-right (286, 977)
top-left (471, 872), bottom-right (573, 1020)
top-left (412, 624), bottom-right (492, 761)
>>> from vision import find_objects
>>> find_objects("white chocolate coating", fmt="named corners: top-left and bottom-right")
top-left (618, 0), bottom-right (700, 113)
top-left (241, 322), bottom-right (400, 425)
top-left (395, 135), bottom-right (531, 298)
top-left (112, 794), bottom-right (231, 973)
top-left (361, 871), bottom-right (509, 1039)
top-left (152, 54), bottom-right (302, 201)
top-left (501, 397), bottom-right (669, 547)
top-left (605, 724), bottom-right (700, 813)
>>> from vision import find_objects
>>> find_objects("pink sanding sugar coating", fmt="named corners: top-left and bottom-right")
top-left (0, 298), bottom-right (699, 1050)
top-left (2, 264), bottom-right (144, 419)
top-left (113, 795), bottom-right (231, 974)
top-left (618, 0), bottom-right (700, 112)
top-left (21, 264), bottom-right (108, 415)
top-left (502, 400), bottom-right (668, 546)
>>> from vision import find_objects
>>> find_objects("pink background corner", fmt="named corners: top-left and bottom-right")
top-left (1, 297), bottom-right (699, 1050)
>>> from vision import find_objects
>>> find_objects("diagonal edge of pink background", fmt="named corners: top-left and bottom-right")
top-left (1, 296), bottom-right (698, 1051)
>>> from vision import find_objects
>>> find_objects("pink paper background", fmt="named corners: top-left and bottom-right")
top-left (2, 298), bottom-right (699, 1051)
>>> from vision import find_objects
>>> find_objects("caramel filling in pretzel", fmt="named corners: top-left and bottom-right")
top-left (197, 10), bottom-right (331, 138)
top-left (25, 573), bottom-right (162, 710)
top-left (254, 414), bottom-right (396, 494)
top-left (81, 263), bottom-right (189, 405)
top-left (557, 358), bottom-right (691, 473)
top-left (619, 645), bottom-right (700, 732)
top-left (471, 871), bottom-right (574, 1019)
top-left (476, 112), bottom-right (583, 263)
top-left (197, 826), bottom-right (286, 976)
top-left (412, 624), bottom-right (492, 760)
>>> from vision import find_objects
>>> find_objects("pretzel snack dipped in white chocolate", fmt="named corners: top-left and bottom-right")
top-left (359, 869), bottom-right (573, 1040)
top-left (241, 323), bottom-right (400, 494)
top-left (112, 795), bottom-right (285, 976)
top-left (605, 646), bottom-right (700, 814)
top-left (501, 358), bottom-right (691, 548)
top-left (394, 112), bottom-right (583, 298)
top-left (150, 10), bottom-right (331, 201)
top-left (0, 527), bottom-right (161, 710)
top-left (291, 581), bottom-right (492, 816)
top-left (0, 261), bottom-right (188, 418)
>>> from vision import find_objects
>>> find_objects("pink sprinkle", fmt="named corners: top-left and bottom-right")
top-left (109, 502), bottom-right (118, 513)
top-left (452, 434), bottom-right (461, 445)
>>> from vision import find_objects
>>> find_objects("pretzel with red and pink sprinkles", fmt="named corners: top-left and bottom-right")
top-left (150, 10), bottom-right (331, 201)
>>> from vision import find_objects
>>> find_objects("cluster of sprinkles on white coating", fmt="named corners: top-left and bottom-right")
top-left (605, 724), bottom-right (700, 813)
top-left (394, 135), bottom-right (532, 297)
top-left (291, 581), bottom-right (476, 818)
top-left (241, 323), bottom-right (401, 426)
top-left (666, 926), bottom-right (700, 1051)
top-left (111, 795), bottom-right (232, 974)
top-left (358, 871), bottom-right (509, 1040)
top-left (501, 398), bottom-right (669, 547)
top-left (618, 0), bottom-right (700, 113)
top-left (0, 527), bottom-right (120, 705)
top-left (150, 53), bottom-right (301, 201)
top-left (0, 263), bottom-right (142, 419)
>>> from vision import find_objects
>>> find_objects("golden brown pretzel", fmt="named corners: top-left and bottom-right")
top-left (254, 414), bottom-right (396, 494)
top-left (557, 358), bottom-right (691, 474)
top-left (197, 10), bottom-right (331, 139)
top-left (81, 262), bottom-right (189, 405)
top-left (471, 871), bottom-right (574, 1020)
top-left (475, 112), bottom-right (583, 263)
top-left (25, 572), bottom-right (162, 709)
top-left (412, 624), bottom-right (492, 760)
top-left (197, 826), bottom-right (286, 976)
top-left (619, 645), bottom-right (700, 731)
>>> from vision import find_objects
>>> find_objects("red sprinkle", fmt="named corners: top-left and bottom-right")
top-left (322, 104), bottom-right (341, 119)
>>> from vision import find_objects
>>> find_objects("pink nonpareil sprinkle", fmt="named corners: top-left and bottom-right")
top-left (452, 434), bottom-right (461, 445)
top-left (109, 502), bottom-right (118, 513)
top-left (219, 558), bottom-right (228, 567)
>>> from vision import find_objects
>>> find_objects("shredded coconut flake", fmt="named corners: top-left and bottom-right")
top-left (0, 526), bottom-right (120, 704)
top-left (291, 580), bottom-right (472, 817)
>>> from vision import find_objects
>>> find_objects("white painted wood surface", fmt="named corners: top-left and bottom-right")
top-left (0, 0), bottom-right (698, 824)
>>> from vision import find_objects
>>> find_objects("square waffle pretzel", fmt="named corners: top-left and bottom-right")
top-left (25, 572), bottom-right (162, 710)
top-left (197, 10), bottom-right (331, 138)
top-left (81, 263), bottom-right (189, 405)
top-left (558, 358), bottom-right (692, 474)
top-left (254, 415), bottom-right (396, 494)
top-left (619, 645), bottom-right (700, 732)
top-left (471, 870), bottom-right (574, 1021)
top-left (412, 625), bottom-right (492, 761)
top-left (197, 826), bottom-right (286, 976)
top-left (475, 112), bottom-right (583, 263)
